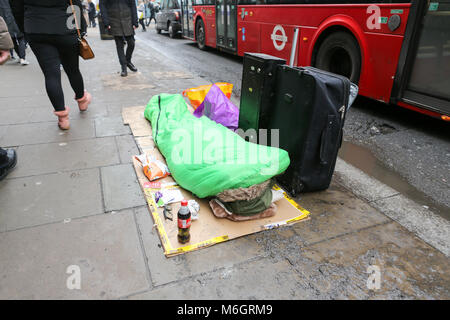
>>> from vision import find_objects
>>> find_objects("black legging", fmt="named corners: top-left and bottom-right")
top-left (147, 15), bottom-right (156, 26)
top-left (27, 34), bottom-right (85, 112)
top-left (139, 19), bottom-right (146, 31)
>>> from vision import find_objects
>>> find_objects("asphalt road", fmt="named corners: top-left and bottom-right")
top-left (136, 27), bottom-right (450, 219)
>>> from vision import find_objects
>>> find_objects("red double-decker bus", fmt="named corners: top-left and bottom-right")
top-left (180, 0), bottom-right (450, 120)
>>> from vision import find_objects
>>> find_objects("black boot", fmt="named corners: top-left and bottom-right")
top-left (127, 61), bottom-right (138, 72)
top-left (121, 65), bottom-right (128, 77)
top-left (0, 149), bottom-right (17, 181)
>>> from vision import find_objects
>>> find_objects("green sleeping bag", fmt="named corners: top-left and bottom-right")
top-left (144, 94), bottom-right (290, 198)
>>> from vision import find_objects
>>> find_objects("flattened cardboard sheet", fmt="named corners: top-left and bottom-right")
top-left (123, 105), bottom-right (310, 257)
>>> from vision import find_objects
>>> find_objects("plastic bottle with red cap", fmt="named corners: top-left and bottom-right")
top-left (177, 200), bottom-right (191, 244)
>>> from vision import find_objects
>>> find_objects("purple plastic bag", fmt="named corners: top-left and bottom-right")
top-left (193, 84), bottom-right (239, 130)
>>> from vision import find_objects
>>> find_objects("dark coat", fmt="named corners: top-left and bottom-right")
top-left (0, 0), bottom-right (21, 37)
top-left (9, 0), bottom-right (87, 35)
top-left (88, 2), bottom-right (96, 19)
top-left (99, 0), bottom-right (137, 37)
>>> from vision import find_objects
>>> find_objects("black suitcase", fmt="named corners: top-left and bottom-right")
top-left (239, 53), bottom-right (286, 142)
top-left (269, 65), bottom-right (351, 196)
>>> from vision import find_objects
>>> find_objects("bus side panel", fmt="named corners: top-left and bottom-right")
top-left (360, 33), bottom-right (405, 102)
top-left (306, 15), bottom-right (405, 103)
top-left (204, 6), bottom-right (217, 48)
top-left (259, 24), bottom-right (299, 62)
top-left (237, 21), bottom-right (261, 56)
top-left (193, 6), bottom-right (217, 49)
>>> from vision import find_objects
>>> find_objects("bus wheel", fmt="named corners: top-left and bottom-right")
top-left (315, 31), bottom-right (361, 84)
top-left (196, 19), bottom-right (206, 50)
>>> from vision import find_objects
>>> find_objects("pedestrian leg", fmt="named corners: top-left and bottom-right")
top-left (114, 36), bottom-right (128, 76)
top-left (15, 36), bottom-right (29, 65)
top-left (114, 36), bottom-right (127, 66)
top-left (58, 35), bottom-right (85, 100)
top-left (125, 36), bottom-right (135, 64)
top-left (139, 19), bottom-right (146, 31)
top-left (28, 39), bottom-right (66, 111)
top-left (124, 36), bottom-right (137, 72)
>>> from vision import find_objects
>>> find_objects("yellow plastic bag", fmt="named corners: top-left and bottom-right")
top-left (182, 82), bottom-right (233, 110)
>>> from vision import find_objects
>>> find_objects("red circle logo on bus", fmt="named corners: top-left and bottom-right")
top-left (271, 25), bottom-right (288, 51)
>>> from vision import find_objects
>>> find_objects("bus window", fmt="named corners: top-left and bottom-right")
top-left (407, 0), bottom-right (450, 101)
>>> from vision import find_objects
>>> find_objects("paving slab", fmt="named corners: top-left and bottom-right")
top-left (372, 194), bottom-right (450, 256)
top-left (95, 116), bottom-right (131, 137)
top-left (134, 206), bottom-right (265, 287)
top-left (0, 209), bottom-right (149, 299)
top-left (1, 104), bottom-right (109, 126)
top-left (101, 164), bottom-right (146, 211)
top-left (284, 222), bottom-right (450, 299)
top-left (89, 85), bottom-right (154, 106)
top-left (0, 125), bottom-right (6, 141)
top-left (0, 107), bottom-right (34, 126)
top-left (0, 95), bottom-right (52, 109)
top-left (291, 181), bottom-right (391, 245)
top-left (126, 257), bottom-right (316, 300)
top-left (116, 135), bottom-right (139, 164)
top-left (101, 72), bottom-right (156, 91)
top-left (0, 168), bottom-right (103, 232)
top-left (0, 120), bottom-right (96, 147)
top-left (8, 137), bottom-right (120, 178)
top-left (335, 157), bottom-right (450, 257)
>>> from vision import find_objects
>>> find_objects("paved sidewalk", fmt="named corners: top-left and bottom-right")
top-left (0, 27), bottom-right (448, 300)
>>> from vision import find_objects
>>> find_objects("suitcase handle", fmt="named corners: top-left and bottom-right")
top-left (319, 115), bottom-right (335, 165)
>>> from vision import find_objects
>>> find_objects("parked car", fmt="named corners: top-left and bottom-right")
top-left (155, 0), bottom-right (181, 38)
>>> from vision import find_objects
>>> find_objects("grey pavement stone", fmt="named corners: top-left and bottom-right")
top-left (101, 164), bottom-right (145, 211)
top-left (0, 125), bottom-right (6, 141)
top-left (291, 181), bottom-right (391, 245)
top-left (95, 116), bottom-right (131, 137)
top-left (283, 222), bottom-right (450, 299)
top-left (0, 209), bottom-right (149, 299)
top-left (106, 99), bottom-right (150, 116)
top-left (0, 104), bottom-right (108, 126)
top-left (0, 107), bottom-right (34, 126)
top-left (134, 206), bottom-right (265, 287)
top-left (9, 137), bottom-right (120, 178)
top-left (0, 168), bottom-right (103, 231)
top-left (0, 120), bottom-right (96, 147)
top-left (116, 135), bottom-right (139, 164)
top-left (127, 257), bottom-right (315, 300)
top-left (335, 157), bottom-right (450, 257)
top-left (0, 95), bottom-right (51, 109)
top-left (89, 88), bottom-right (153, 108)
top-left (372, 194), bottom-right (450, 256)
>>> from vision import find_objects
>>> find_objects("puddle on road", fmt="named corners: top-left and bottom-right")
top-left (338, 141), bottom-right (449, 220)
